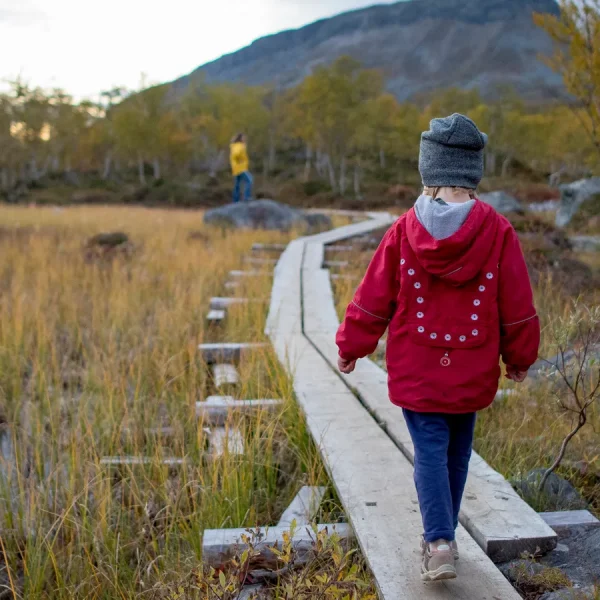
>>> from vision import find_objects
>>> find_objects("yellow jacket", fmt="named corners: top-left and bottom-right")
top-left (230, 142), bottom-right (249, 176)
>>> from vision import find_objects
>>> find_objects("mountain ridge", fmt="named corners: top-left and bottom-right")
top-left (170, 0), bottom-right (564, 102)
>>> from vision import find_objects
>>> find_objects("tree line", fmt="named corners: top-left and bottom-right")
top-left (1, 0), bottom-right (599, 199)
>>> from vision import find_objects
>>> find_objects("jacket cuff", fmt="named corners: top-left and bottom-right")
top-left (338, 349), bottom-right (357, 362)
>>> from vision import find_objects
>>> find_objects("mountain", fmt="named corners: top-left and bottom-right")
top-left (170, 0), bottom-right (564, 102)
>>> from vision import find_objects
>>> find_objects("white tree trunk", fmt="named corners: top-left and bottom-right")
top-left (304, 144), bottom-right (312, 182)
top-left (138, 155), bottom-right (146, 185)
top-left (209, 150), bottom-right (225, 178)
top-left (379, 147), bottom-right (386, 169)
top-left (354, 163), bottom-right (362, 199)
top-left (316, 148), bottom-right (324, 177)
top-left (326, 155), bottom-right (337, 192)
top-left (501, 156), bottom-right (512, 178)
top-left (339, 156), bottom-right (347, 195)
top-left (153, 157), bottom-right (161, 180)
top-left (30, 157), bottom-right (39, 181)
top-left (102, 152), bottom-right (112, 180)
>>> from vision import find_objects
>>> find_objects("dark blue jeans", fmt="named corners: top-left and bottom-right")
top-left (233, 171), bottom-right (253, 203)
top-left (403, 409), bottom-right (476, 543)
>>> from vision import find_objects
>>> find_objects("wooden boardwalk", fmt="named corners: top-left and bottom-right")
top-left (265, 212), bottom-right (554, 599)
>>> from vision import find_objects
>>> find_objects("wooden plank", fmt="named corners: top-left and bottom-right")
top-left (229, 270), bottom-right (271, 278)
top-left (196, 396), bottom-right (282, 425)
top-left (210, 427), bottom-right (245, 457)
top-left (199, 343), bottom-right (267, 364)
top-left (252, 243), bottom-right (287, 253)
top-left (202, 523), bottom-right (353, 568)
top-left (243, 256), bottom-right (278, 267)
top-left (100, 456), bottom-right (185, 467)
top-left (278, 486), bottom-right (327, 527)
top-left (212, 364), bottom-right (240, 389)
top-left (207, 309), bottom-right (226, 324)
top-left (540, 510), bottom-right (600, 535)
top-left (266, 216), bottom-right (523, 599)
top-left (330, 273), bottom-right (359, 282)
top-left (323, 260), bottom-right (349, 269)
top-left (302, 231), bottom-right (558, 563)
top-left (325, 245), bottom-right (355, 253)
top-left (224, 281), bottom-right (241, 291)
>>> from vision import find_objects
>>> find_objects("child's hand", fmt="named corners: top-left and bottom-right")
top-left (505, 365), bottom-right (528, 382)
top-left (338, 357), bottom-right (357, 374)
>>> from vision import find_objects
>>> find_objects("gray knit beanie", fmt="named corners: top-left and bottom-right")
top-left (419, 113), bottom-right (488, 189)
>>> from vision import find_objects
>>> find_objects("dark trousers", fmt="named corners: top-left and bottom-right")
top-left (403, 409), bottom-right (476, 542)
top-left (233, 171), bottom-right (253, 203)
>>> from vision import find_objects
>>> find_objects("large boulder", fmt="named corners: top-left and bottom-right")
top-left (512, 469), bottom-right (588, 510)
top-left (479, 191), bottom-right (524, 214)
top-left (557, 178), bottom-right (600, 228)
top-left (203, 199), bottom-right (332, 232)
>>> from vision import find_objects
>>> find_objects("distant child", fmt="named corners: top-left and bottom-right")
top-left (336, 114), bottom-right (540, 582)
top-left (230, 133), bottom-right (253, 203)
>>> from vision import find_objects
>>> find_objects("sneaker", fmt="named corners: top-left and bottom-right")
top-left (450, 540), bottom-right (459, 561)
top-left (420, 538), bottom-right (457, 582)
top-left (421, 536), bottom-right (459, 560)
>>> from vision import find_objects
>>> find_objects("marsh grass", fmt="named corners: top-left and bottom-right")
top-left (0, 205), bottom-right (355, 598)
top-left (332, 237), bottom-right (600, 516)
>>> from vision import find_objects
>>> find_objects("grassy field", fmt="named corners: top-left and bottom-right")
top-left (331, 231), bottom-right (600, 517)
top-left (0, 206), bottom-right (377, 599)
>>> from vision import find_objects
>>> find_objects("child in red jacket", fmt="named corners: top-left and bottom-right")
top-left (336, 113), bottom-right (540, 582)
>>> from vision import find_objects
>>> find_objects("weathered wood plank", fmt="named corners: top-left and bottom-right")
top-left (100, 456), bottom-right (185, 467)
top-left (224, 281), bottom-right (241, 291)
top-left (202, 523), bottom-right (353, 568)
top-left (210, 427), bottom-right (245, 457)
top-left (212, 364), bottom-right (240, 389)
top-left (199, 343), bottom-right (267, 364)
top-left (266, 214), bottom-right (522, 599)
top-left (278, 486), bottom-right (327, 527)
top-left (325, 245), bottom-right (355, 253)
top-left (243, 256), bottom-right (278, 267)
top-left (207, 309), bottom-right (226, 324)
top-left (252, 243), bottom-right (287, 253)
top-left (323, 260), bottom-right (349, 269)
top-left (229, 270), bottom-right (271, 278)
top-left (196, 396), bottom-right (282, 425)
top-left (540, 510), bottom-right (600, 535)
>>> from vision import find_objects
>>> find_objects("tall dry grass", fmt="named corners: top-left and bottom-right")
top-left (0, 206), bottom-right (337, 598)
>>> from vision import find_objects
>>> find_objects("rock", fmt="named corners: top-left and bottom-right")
top-left (479, 191), bottom-right (524, 214)
top-left (499, 559), bottom-right (547, 583)
top-left (87, 232), bottom-right (129, 248)
top-left (512, 469), bottom-right (588, 510)
top-left (304, 212), bottom-right (333, 233)
top-left (529, 344), bottom-right (600, 381)
top-left (203, 199), bottom-right (331, 232)
top-left (569, 235), bottom-right (600, 252)
top-left (539, 587), bottom-right (596, 600)
top-left (529, 200), bottom-right (560, 213)
top-left (557, 178), bottom-right (600, 228)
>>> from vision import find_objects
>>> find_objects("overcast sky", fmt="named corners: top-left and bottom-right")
top-left (0, 0), bottom-right (399, 100)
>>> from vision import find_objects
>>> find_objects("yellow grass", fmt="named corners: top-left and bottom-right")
top-left (0, 205), bottom-right (348, 598)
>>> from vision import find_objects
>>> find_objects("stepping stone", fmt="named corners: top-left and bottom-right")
top-left (196, 396), bottom-right (282, 425)
top-left (540, 510), bottom-right (600, 535)
top-left (252, 243), bottom-right (286, 253)
top-left (207, 309), bottom-right (226, 324)
top-left (199, 343), bottom-right (267, 364)
top-left (209, 427), bottom-right (245, 457)
top-left (212, 364), bottom-right (240, 390)
top-left (278, 486), bottom-right (327, 527)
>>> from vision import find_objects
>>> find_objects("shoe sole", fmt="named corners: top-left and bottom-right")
top-left (421, 564), bottom-right (457, 582)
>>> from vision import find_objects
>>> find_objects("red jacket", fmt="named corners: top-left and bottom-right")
top-left (336, 199), bottom-right (540, 413)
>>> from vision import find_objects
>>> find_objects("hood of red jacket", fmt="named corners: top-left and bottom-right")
top-left (406, 199), bottom-right (500, 285)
